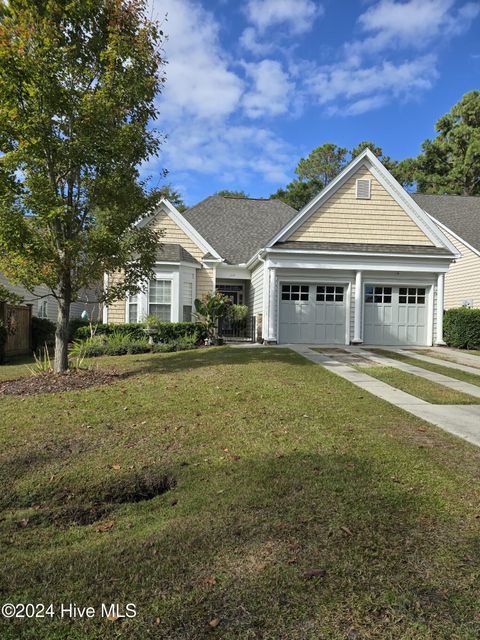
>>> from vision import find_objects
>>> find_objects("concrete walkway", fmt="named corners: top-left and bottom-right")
top-left (356, 348), bottom-right (480, 399)
top-left (289, 345), bottom-right (480, 448)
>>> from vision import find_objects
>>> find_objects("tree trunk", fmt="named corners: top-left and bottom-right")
top-left (54, 277), bottom-right (72, 373)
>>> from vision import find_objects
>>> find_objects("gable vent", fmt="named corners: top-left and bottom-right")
top-left (356, 178), bottom-right (371, 199)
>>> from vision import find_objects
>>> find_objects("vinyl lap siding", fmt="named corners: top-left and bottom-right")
top-left (442, 230), bottom-right (480, 309)
top-left (150, 212), bottom-right (214, 299)
top-left (290, 166), bottom-right (434, 246)
top-left (248, 263), bottom-right (264, 315)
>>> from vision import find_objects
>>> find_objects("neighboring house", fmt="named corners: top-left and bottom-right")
top-left (0, 273), bottom-right (101, 324)
top-left (410, 194), bottom-right (480, 310)
top-left (104, 149), bottom-right (459, 347)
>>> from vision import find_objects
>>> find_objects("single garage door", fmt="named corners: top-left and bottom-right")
top-left (279, 283), bottom-right (346, 344)
top-left (363, 285), bottom-right (428, 346)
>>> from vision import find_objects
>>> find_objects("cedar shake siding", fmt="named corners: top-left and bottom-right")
top-left (442, 229), bottom-right (480, 309)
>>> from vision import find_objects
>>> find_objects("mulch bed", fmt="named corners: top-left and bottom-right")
top-left (0, 369), bottom-right (128, 397)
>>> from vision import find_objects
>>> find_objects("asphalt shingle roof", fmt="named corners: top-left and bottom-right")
top-left (411, 194), bottom-right (480, 252)
top-left (181, 196), bottom-right (297, 264)
top-left (156, 244), bottom-right (200, 265)
top-left (274, 241), bottom-right (453, 256)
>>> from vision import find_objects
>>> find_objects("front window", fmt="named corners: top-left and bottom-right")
top-left (38, 300), bottom-right (48, 319)
top-left (149, 279), bottom-right (171, 321)
top-left (183, 281), bottom-right (193, 321)
top-left (128, 293), bottom-right (138, 323)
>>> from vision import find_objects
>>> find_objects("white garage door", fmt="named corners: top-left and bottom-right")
top-left (363, 285), bottom-right (428, 346)
top-left (279, 284), bottom-right (346, 344)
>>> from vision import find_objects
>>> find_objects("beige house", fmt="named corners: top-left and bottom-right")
top-left (104, 149), bottom-right (459, 346)
top-left (410, 194), bottom-right (480, 310)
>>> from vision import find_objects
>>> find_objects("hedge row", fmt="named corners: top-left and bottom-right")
top-left (443, 308), bottom-right (480, 350)
top-left (72, 321), bottom-right (208, 343)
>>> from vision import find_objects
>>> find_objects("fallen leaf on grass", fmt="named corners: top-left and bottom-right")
top-left (208, 618), bottom-right (220, 628)
top-left (204, 575), bottom-right (217, 586)
top-left (340, 526), bottom-right (353, 536)
top-left (111, 464), bottom-right (121, 470)
top-left (303, 568), bottom-right (325, 580)
top-left (96, 521), bottom-right (115, 533)
top-left (18, 518), bottom-right (29, 528)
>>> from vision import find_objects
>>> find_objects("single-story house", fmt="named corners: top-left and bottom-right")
top-left (104, 148), bottom-right (460, 347)
top-left (0, 273), bottom-right (100, 324)
top-left (410, 194), bottom-right (480, 310)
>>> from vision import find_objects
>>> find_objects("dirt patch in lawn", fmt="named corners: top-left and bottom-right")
top-left (0, 369), bottom-right (128, 396)
top-left (25, 470), bottom-right (176, 528)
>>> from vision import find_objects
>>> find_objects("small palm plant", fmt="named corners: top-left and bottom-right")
top-left (194, 291), bottom-right (231, 345)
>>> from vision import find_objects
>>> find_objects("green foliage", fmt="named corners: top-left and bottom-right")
top-left (409, 91), bottom-right (480, 195)
top-left (155, 184), bottom-right (187, 212)
top-left (0, 0), bottom-right (166, 371)
top-left (70, 332), bottom-right (151, 358)
top-left (32, 317), bottom-right (56, 351)
top-left (216, 190), bottom-right (250, 198)
top-left (151, 342), bottom-right (176, 353)
top-left (271, 179), bottom-right (321, 210)
top-left (444, 308), bottom-right (480, 349)
top-left (27, 346), bottom-right (53, 374)
top-left (228, 304), bottom-right (249, 323)
top-left (194, 292), bottom-right (231, 340)
top-left (0, 284), bottom-right (22, 305)
top-left (172, 334), bottom-right (198, 351)
top-left (73, 321), bottom-right (207, 343)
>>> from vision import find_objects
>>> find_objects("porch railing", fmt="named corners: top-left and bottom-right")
top-left (219, 315), bottom-right (256, 342)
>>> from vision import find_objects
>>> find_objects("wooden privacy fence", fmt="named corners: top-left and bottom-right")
top-left (0, 302), bottom-right (32, 357)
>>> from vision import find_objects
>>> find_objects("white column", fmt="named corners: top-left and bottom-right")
top-left (352, 270), bottom-right (363, 344)
top-left (266, 267), bottom-right (277, 343)
top-left (435, 272), bottom-right (445, 345)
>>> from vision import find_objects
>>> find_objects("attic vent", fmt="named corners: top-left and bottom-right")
top-left (356, 178), bottom-right (371, 199)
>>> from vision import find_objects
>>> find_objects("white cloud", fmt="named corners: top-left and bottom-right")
top-left (239, 26), bottom-right (275, 56)
top-left (355, 0), bottom-right (480, 54)
top-left (146, 0), bottom-right (294, 191)
top-left (242, 59), bottom-right (294, 118)
top-left (150, 0), bottom-right (243, 121)
top-left (245, 0), bottom-right (323, 34)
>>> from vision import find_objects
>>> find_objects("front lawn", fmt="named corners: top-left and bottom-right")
top-left (356, 364), bottom-right (480, 404)
top-left (371, 349), bottom-right (480, 388)
top-left (1, 348), bottom-right (480, 639)
top-left (414, 349), bottom-right (480, 370)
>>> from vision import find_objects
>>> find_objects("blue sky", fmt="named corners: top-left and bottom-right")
top-left (146, 0), bottom-right (480, 205)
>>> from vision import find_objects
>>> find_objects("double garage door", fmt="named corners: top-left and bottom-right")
top-left (278, 283), bottom-right (428, 345)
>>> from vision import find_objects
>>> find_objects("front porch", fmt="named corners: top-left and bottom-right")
top-left (216, 278), bottom-right (256, 342)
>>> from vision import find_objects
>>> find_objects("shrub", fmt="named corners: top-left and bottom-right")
top-left (444, 308), bottom-right (480, 349)
top-left (173, 334), bottom-right (198, 351)
top-left (32, 316), bottom-right (56, 351)
top-left (68, 319), bottom-right (90, 341)
top-left (72, 321), bottom-right (207, 343)
top-left (70, 332), bottom-right (150, 358)
top-left (151, 342), bottom-right (175, 353)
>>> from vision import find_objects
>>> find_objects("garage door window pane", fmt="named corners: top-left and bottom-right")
top-left (399, 287), bottom-right (427, 305)
top-left (317, 285), bottom-right (343, 302)
top-left (282, 284), bottom-right (309, 301)
top-left (367, 286), bottom-right (391, 303)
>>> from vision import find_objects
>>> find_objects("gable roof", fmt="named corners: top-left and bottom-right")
top-left (266, 148), bottom-right (458, 256)
top-left (156, 244), bottom-right (200, 265)
top-left (181, 195), bottom-right (297, 264)
top-left (411, 194), bottom-right (480, 253)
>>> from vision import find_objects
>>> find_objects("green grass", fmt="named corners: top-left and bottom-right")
top-left (370, 349), bottom-right (480, 388)
top-left (413, 349), bottom-right (480, 370)
top-left (0, 355), bottom-right (36, 381)
top-left (2, 347), bottom-right (480, 639)
top-left (356, 365), bottom-right (480, 404)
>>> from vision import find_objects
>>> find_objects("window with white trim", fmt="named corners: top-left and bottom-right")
top-left (365, 286), bottom-right (392, 304)
top-left (316, 285), bottom-right (344, 302)
top-left (281, 284), bottom-right (309, 301)
top-left (128, 293), bottom-right (138, 323)
top-left (149, 279), bottom-right (171, 321)
top-left (38, 300), bottom-right (48, 319)
top-left (399, 287), bottom-right (426, 304)
top-left (183, 281), bottom-right (193, 322)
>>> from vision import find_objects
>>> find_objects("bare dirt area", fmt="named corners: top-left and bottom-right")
top-left (0, 369), bottom-right (128, 396)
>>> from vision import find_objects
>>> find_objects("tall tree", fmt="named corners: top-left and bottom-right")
top-left (350, 140), bottom-right (414, 189)
top-left (0, 0), bottom-right (165, 372)
top-left (272, 143), bottom-right (348, 209)
top-left (157, 184), bottom-right (187, 212)
top-left (413, 91), bottom-right (480, 195)
top-left (216, 190), bottom-right (250, 198)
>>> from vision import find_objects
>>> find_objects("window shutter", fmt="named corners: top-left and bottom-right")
top-left (356, 178), bottom-right (371, 199)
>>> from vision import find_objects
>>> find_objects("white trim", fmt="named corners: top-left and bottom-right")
top-left (427, 284), bottom-right (434, 346)
top-left (102, 273), bottom-right (108, 323)
top-left (426, 214), bottom-right (476, 259)
top-left (352, 271), bottom-right (363, 344)
top-left (266, 149), bottom-right (458, 254)
top-left (136, 199), bottom-right (223, 261)
top-left (436, 273), bottom-right (445, 345)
